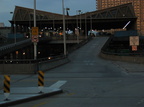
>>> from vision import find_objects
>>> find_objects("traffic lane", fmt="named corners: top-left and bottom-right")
top-left (11, 97), bottom-right (142, 107)
top-left (0, 75), bottom-right (35, 90)
top-left (9, 37), bottom-right (144, 107)
top-left (10, 77), bottom-right (144, 107)
top-left (60, 78), bottom-right (144, 107)
top-left (45, 59), bottom-right (128, 78)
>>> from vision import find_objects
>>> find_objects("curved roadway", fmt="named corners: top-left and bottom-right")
top-left (12, 37), bottom-right (144, 107)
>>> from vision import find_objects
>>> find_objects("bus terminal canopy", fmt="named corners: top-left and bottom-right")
top-left (9, 3), bottom-right (137, 32)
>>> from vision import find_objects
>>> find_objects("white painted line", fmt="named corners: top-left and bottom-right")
top-left (49, 80), bottom-right (67, 89)
top-left (137, 98), bottom-right (144, 105)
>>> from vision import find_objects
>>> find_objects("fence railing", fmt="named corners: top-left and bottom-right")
top-left (0, 35), bottom-right (91, 65)
top-left (0, 54), bottom-right (66, 64)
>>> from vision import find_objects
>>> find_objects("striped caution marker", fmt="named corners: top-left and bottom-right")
top-left (3, 75), bottom-right (10, 101)
top-left (38, 71), bottom-right (44, 93)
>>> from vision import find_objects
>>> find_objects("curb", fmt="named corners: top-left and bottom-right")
top-left (0, 89), bottom-right (63, 107)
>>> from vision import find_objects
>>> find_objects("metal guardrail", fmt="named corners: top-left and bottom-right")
top-left (0, 35), bottom-right (90, 65)
top-left (0, 54), bottom-right (66, 64)
top-left (0, 39), bottom-right (31, 51)
top-left (49, 35), bottom-right (86, 40)
top-left (101, 50), bottom-right (144, 56)
top-left (101, 35), bottom-right (144, 56)
top-left (0, 35), bottom-right (86, 51)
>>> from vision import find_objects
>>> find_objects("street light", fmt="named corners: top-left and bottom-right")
top-left (10, 12), bottom-right (16, 44)
top-left (66, 8), bottom-right (70, 15)
top-left (33, 0), bottom-right (37, 60)
top-left (62, 1), bottom-right (70, 56)
top-left (66, 8), bottom-right (70, 34)
top-left (76, 10), bottom-right (81, 44)
top-left (79, 10), bottom-right (82, 35)
top-left (34, 0), bottom-right (36, 27)
top-left (90, 13), bottom-right (93, 32)
top-left (62, 0), bottom-right (66, 56)
top-left (53, 15), bottom-right (55, 30)
top-left (76, 10), bottom-right (81, 29)
top-left (85, 12), bottom-right (87, 39)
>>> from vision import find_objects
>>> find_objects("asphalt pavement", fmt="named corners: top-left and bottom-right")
top-left (0, 74), bottom-right (65, 106)
top-left (0, 37), bottom-right (144, 107)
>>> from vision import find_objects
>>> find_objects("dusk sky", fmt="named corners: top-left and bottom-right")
top-left (0, 0), bottom-right (96, 26)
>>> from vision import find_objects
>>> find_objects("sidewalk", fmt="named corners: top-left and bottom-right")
top-left (0, 75), bottom-right (34, 90)
top-left (113, 61), bottom-right (144, 73)
top-left (0, 60), bottom-right (144, 106)
top-left (0, 74), bottom-right (66, 107)
top-left (0, 87), bottom-right (62, 107)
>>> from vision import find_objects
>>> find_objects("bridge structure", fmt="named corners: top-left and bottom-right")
top-left (0, 3), bottom-right (138, 74)
top-left (9, 3), bottom-right (136, 34)
top-left (0, 34), bottom-right (90, 74)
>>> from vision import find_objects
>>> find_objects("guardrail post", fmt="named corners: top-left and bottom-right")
top-left (3, 75), bottom-right (10, 101)
top-left (38, 70), bottom-right (44, 93)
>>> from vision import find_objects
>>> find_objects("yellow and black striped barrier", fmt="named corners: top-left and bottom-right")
top-left (38, 71), bottom-right (44, 93)
top-left (3, 75), bottom-right (10, 101)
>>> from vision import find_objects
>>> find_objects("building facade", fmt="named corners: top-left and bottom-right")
top-left (0, 23), bottom-right (4, 27)
top-left (96, 0), bottom-right (144, 35)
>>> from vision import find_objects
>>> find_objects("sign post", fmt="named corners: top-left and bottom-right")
top-left (132, 45), bottom-right (137, 51)
top-left (75, 28), bottom-right (80, 44)
top-left (33, 0), bottom-right (37, 60)
top-left (4, 75), bottom-right (10, 101)
top-left (38, 71), bottom-right (44, 93)
top-left (32, 27), bottom-right (39, 60)
top-left (129, 36), bottom-right (139, 51)
top-left (32, 27), bottom-right (38, 36)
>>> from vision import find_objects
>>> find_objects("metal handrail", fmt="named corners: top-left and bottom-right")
top-left (101, 50), bottom-right (144, 56)
top-left (0, 54), bottom-right (66, 64)
top-left (0, 39), bottom-right (31, 51)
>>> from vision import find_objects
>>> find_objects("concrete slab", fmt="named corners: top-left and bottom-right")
top-left (0, 87), bottom-right (63, 107)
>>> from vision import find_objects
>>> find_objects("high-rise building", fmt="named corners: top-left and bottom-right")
top-left (0, 23), bottom-right (4, 27)
top-left (96, 0), bottom-right (144, 35)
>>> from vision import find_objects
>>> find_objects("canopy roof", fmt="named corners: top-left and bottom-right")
top-left (9, 3), bottom-right (137, 30)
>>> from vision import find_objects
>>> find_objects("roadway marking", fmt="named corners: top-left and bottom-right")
top-left (49, 80), bottom-right (67, 89)
top-left (84, 60), bottom-right (96, 66)
top-left (32, 102), bottom-right (48, 107)
top-left (30, 80), bottom-right (67, 107)
top-left (67, 93), bottom-right (75, 96)
top-left (19, 79), bottom-right (58, 82)
top-left (137, 98), bottom-right (144, 105)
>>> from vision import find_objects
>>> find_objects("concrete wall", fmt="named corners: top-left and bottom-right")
top-left (0, 64), bottom-right (36, 74)
top-left (0, 57), bottom-right (70, 75)
top-left (0, 28), bottom-right (11, 37)
top-left (39, 57), bottom-right (70, 71)
top-left (0, 37), bottom-right (91, 75)
top-left (100, 52), bottom-right (144, 64)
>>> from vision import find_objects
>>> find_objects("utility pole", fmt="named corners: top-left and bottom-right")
top-left (34, 0), bottom-right (37, 60)
top-left (62, 0), bottom-right (66, 56)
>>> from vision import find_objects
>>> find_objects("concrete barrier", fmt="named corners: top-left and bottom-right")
top-left (38, 57), bottom-right (70, 71)
top-left (0, 37), bottom-right (91, 75)
top-left (0, 63), bottom-right (37, 74)
top-left (0, 57), bottom-right (70, 75)
top-left (100, 52), bottom-right (144, 64)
